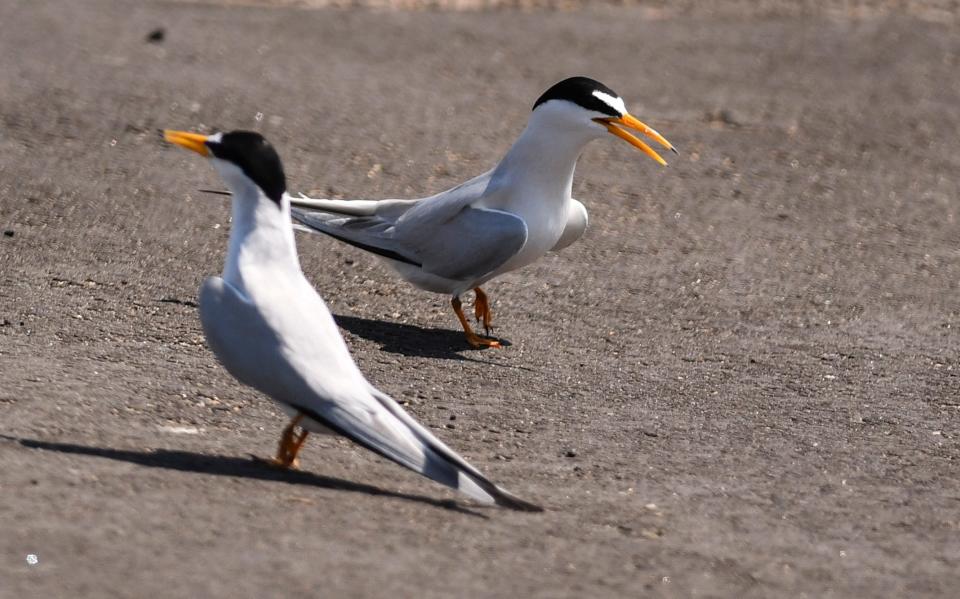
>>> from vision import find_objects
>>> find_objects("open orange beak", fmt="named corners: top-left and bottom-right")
top-left (594, 114), bottom-right (676, 166)
top-left (164, 130), bottom-right (210, 156)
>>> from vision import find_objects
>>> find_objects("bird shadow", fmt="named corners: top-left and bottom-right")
top-left (333, 313), bottom-right (513, 363)
top-left (8, 435), bottom-right (486, 518)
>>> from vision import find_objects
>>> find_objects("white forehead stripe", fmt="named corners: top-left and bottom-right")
top-left (592, 90), bottom-right (626, 115)
top-left (207, 132), bottom-right (224, 143)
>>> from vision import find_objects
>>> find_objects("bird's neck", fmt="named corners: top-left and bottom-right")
top-left (223, 184), bottom-right (300, 294)
top-left (490, 116), bottom-right (596, 202)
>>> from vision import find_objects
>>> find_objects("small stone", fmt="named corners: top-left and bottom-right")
top-left (3, 230), bottom-right (13, 237)
top-left (146, 28), bottom-right (165, 43)
top-left (640, 528), bottom-right (663, 539)
top-left (707, 108), bottom-right (742, 127)
top-left (565, 449), bottom-right (578, 458)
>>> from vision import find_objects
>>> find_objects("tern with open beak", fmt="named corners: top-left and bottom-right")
top-left (291, 76), bottom-right (676, 348)
top-left (164, 128), bottom-right (541, 510)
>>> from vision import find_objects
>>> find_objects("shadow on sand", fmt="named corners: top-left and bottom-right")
top-left (333, 313), bottom-right (510, 361)
top-left (9, 436), bottom-right (485, 517)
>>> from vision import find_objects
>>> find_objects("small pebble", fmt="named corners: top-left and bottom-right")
top-left (3, 230), bottom-right (13, 237)
top-left (565, 449), bottom-right (578, 458)
top-left (146, 28), bottom-right (165, 43)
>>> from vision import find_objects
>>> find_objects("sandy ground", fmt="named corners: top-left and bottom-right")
top-left (1, 0), bottom-right (959, 596)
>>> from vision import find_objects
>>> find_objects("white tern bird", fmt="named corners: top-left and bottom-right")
top-left (290, 76), bottom-right (676, 348)
top-left (164, 128), bottom-right (541, 510)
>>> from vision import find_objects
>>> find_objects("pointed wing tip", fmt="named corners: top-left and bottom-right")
top-left (493, 488), bottom-right (544, 512)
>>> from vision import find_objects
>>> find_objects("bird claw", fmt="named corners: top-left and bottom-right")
top-left (465, 332), bottom-right (502, 349)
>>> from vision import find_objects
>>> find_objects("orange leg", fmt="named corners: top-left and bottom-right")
top-left (271, 413), bottom-right (310, 469)
top-left (452, 296), bottom-right (501, 348)
top-left (473, 287), bottom-right (494, 334)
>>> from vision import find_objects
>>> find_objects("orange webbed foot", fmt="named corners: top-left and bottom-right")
top-left (453, 295), bottom-right (502, 349)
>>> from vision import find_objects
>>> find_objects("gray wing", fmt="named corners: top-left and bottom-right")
top-left (198, 276), bottom-right (540, 510)
top-left (291, 205), bottom-right (527, 282)
top-left (290, 207), bottom-right (424, 268)
top-left (291, 171), bottom-right (527, 282)
top-left (198, 276), bottom-right (358, 405)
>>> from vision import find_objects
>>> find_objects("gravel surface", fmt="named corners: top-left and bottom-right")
top-left (2, 0), bottom-right (958, 597)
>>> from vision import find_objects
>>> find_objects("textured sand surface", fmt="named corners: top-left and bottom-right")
top-left (172, 0), bottom-right (960, 23)
top-left (1, 0), bottom-right (958, 597)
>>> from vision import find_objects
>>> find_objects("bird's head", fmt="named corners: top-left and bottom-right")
top-left (163, 129), bottom-right (286, 204)
top-left (531, 76), bottom-right (676, 166)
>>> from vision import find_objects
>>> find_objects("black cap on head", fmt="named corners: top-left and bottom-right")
top-left (207, 131), bottom-right (286, 205)
top-left (532, 76), bottom-right (623, 117)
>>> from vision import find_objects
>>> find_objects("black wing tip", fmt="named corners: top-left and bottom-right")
top-left (492, 488), bottom-right (544, 512)
top-left (291, 211), bottom-right (422, 268)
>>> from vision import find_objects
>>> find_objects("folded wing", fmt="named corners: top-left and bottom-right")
top-left (198, 276), bottom-right (541, 511)
top-left (292, 205), bottom-right (527, 283)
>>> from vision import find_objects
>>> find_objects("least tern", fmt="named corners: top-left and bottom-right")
top-left (291, 76), bottom-right (675, 348)
top-left (164, 129), bottom-right (541, 511)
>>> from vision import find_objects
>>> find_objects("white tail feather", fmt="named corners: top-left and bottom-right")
top-left (292, 193), bottom-right (381, 216)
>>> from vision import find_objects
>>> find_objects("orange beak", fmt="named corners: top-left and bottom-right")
top-left (594, 113), bottom-right (676, 166)
top-left (164, 130), bottom-right (210, 156)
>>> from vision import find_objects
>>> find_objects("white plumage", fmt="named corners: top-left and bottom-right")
top-left (290, 77), bottom-right (674, 347)
top-left (165, 129), bottom-right (541, 511)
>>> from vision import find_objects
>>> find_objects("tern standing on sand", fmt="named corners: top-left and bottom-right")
top-left (292, 76), bottom-right (676, 347)
top-left (163, 129), bottom-right (541, 510)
